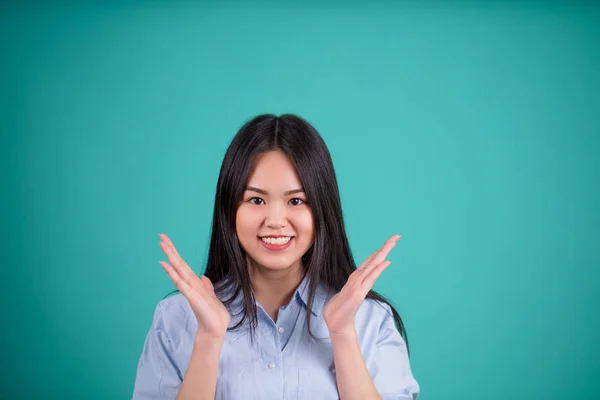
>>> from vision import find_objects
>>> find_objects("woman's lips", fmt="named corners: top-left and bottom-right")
top-left (259, 237), bottom-right (294, 252)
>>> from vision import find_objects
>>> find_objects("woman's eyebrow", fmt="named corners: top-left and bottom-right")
top-left (245, 186), bottom-right (304, 195)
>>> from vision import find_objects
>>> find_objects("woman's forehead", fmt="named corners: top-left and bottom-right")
top-left (246, 151), bottom-right (302, 191)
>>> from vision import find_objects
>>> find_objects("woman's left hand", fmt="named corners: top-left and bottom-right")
top-left (322, 234), bottom-right (401, 337)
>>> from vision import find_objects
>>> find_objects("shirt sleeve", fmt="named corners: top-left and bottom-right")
top-left (369, 303), bottom-right (420, 400)
top-left (132, 301), bottom-right (183, 400)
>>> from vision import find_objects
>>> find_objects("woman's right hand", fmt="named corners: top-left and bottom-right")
top-left (158, 233), bottom-right (231, 340)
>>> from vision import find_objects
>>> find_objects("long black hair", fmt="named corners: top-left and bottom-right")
top-left (187, 113), bottom-right (411, 354)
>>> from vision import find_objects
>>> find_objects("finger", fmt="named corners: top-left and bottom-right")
top-left (201, 275), bottom-right (216, 297)
top-left (160, 234), bottom-right (188, 261)
top-left (370, 234), bottom-right (400, 263)
top-left (357, 236), bottom-right (399, 277)
top-left (357, 235), bottom-right (401, 271)
top-left (160, 261), bottom-right (207, 307)
top-left (384, 234), bottom-right (401, 244)
top-left (160, 234), bottom-right (188, 265)
top-left (160, 233), bottom-right (176, 248)
top-left (159, 236), bottom-right (202, 291)
top-left (360, 260), bottom-right (392, 292)
top-left (159, 240), bottom-right (191, 282)
top-left (354, 249), bottom-right (383, 277)
top-left (160, 261), bottom-right (194, 296)
top-left (372, 239), bottom-right (397, 265)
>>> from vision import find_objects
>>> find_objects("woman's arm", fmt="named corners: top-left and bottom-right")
top-left (158, 233), bottom-right (231, 400)
top-left (331, 331), bottom-right (382, 400)
top-left (176, 335), bottom-right (223, 400)
top-left (322, 235), bottom-right (418, 399)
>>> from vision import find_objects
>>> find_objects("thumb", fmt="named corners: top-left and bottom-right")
top-left (200, 275), bottom-right (215, 297)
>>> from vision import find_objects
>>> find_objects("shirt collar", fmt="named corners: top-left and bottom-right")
top-left (294, 273), bottom-right (330, 317)
top-left (220, 273), bottom-right (330, 317)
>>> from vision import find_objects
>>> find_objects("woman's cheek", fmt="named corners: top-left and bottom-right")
top-left (298, 209), bottom-right (315, 236)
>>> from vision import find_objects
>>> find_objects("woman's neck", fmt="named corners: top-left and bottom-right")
top-left (247, 258), bottom-right (305, 321)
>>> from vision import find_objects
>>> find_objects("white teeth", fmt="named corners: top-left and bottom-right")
top-left (261, 236), bottom-right (291, 245)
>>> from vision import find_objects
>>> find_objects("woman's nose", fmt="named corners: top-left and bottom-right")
top-left (265, 202), bottom-right (287, 228)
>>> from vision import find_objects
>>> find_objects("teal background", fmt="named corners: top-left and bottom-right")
top-left (1, 1), bottom-right (599, 399)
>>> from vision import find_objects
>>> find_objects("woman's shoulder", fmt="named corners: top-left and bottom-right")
top-left (361, 295), bottom-right (394, 313)
top-left (150, 293), bottom-right (195, 333)
top-left (150, 281), bottom-right (236, 334)
top-left (356, 297), bottom-right (396, 329)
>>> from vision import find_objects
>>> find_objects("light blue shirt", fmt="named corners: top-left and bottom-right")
top-left (132, 275), bottom-right (419, 399)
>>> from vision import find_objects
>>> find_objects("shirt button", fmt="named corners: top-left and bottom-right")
top-left (278, 327), bottom-right (285, 333)
top-left (268, 362), bottom-right (276, 369)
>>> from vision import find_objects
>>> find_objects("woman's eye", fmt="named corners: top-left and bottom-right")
top-left (289, 198), bottom-right (305, 206)
top-left (249, 197), bottom-right (265, 205)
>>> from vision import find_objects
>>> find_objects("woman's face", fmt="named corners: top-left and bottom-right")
top-left (236, 150), bottom-right (314, 272)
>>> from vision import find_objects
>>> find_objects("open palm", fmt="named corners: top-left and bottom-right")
top-left (159, 233), bottom-right (230, 340)
top-left (323, 234), bottom-right (400, 337)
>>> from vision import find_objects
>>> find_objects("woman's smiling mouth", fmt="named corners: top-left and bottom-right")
top-left (259, 236), bottom-right (294, 251)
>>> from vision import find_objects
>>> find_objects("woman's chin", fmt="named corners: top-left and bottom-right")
top-left (248, 254), bottom-right (300, 272)
top-left (256, 260), bottom-right (295, 271)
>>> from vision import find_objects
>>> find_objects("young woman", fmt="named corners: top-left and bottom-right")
top-left (132, 114), bottom-right (419, 400)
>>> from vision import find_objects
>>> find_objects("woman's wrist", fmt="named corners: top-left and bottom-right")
top-left (328, 327), bottom-right (358, 342)
top-left (194, 334), bottom-right (225, 349)
top-left (191, 334), bottom-right (223, 368)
